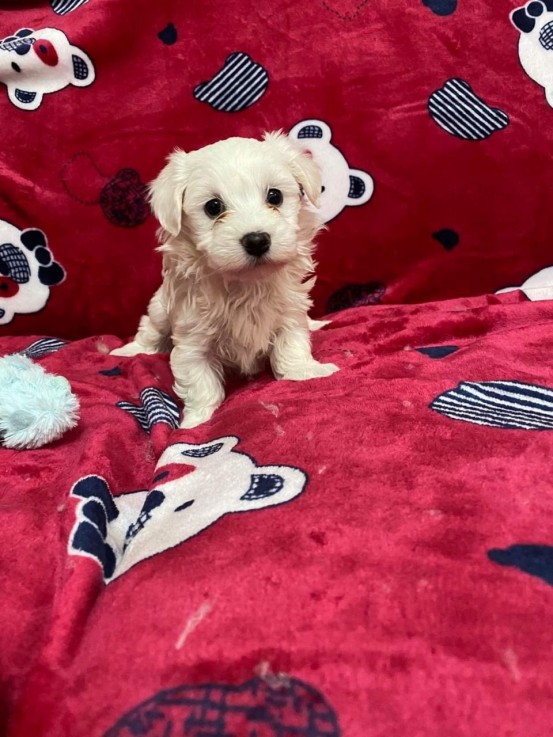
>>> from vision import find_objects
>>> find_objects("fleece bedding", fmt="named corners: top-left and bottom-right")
top-left (2, 0), bottom-right (553, 338)
top-left (2, 292), bottom-right (553, 736)
top-left (3, 1), bottom-right (553, 736)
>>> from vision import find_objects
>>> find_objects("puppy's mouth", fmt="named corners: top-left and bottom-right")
top-left (224, 257), bottom-right (285, 281)
top-left (247, 253), bottom-right (291, 271)
top-left (215, 253), bottom-right (290, 279)
top-left (247, 254), bottom-right (277, 268)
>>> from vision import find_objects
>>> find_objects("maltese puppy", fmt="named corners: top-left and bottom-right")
top-left (111, 132), bottom-right (338, 428)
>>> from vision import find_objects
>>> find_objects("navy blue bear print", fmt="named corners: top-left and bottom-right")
top-left (416, 346), bottom-right (459, 359)
top-left (423, 0), bottom-right (457, 15)
top-left (99, 366), bottom-right (122, 377)
top-left (488, 544), bottom-right (553, 587)
top-left (158, 23), bottom-right (177, 45)
top-left (432, 229), bottom-right (459, 250)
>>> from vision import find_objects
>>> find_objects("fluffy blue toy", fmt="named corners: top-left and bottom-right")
top-left (0, 354), bottom-right (79, 449)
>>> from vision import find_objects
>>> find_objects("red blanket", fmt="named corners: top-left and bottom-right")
top-left (2, 1), bottom-right (553, 339)
top-left (3, 292), bottom-right (553, 736)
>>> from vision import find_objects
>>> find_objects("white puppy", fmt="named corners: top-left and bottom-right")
top-left (112, 132), bottom-right (338, 428)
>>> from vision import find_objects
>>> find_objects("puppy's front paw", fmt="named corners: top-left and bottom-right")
top-left (280, 361), bottom-right (339, 381)
top-left (110, 341), bottom-right (146, 357)
top-left (180, 405), bottom-right (217, 429)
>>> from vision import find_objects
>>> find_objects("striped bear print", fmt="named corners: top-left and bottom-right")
top-left (431, 380), bottom-right (553, 429)
top-left (50, 0), bottom-right (89, 13)
top-left (193, 52), bottom-right (269, 112)
top-left (19, 337), bottom-right (67, 359)
top-left (116, 387), bottom-right (180, 433)
top-left (428, 79), bottom-right (509, 140)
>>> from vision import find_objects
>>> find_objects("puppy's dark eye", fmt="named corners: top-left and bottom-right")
top-left (204, 198), bottom-right (225, 218)
top-left (267, 188), bottom-right (283, 206)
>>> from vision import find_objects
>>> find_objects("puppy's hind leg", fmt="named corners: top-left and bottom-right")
top-left (111, 288), bottom-right (171, 357)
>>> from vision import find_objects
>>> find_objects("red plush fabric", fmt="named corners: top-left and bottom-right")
top-left (1, 0), bottom-right (553, 338)
top-left (3, 293), bottom-right (553, 736)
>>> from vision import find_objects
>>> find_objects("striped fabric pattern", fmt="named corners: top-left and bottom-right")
top-left (19, 337), bottom-right (67, 359)
top-left (430, 380), bottom-right (553, 430)
top-left (51, 0), bottom-right (89, 14)
top-left (428, 78), bottom-right (509, 141)
top-left (194, 52), bottom-right (268, 112)
top-left (117, 388), bottom-right (180, 433)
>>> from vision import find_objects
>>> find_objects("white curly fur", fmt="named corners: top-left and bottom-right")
top-left (112, 133), bottom-right (338, 428)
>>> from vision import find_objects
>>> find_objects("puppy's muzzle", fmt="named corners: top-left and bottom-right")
top-left (241, 231), bottom-right (271, 258)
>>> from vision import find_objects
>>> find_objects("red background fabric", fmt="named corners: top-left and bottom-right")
top-left (1, 0), bottom-right (552, 339)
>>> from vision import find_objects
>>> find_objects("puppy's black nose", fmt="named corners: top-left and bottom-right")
top-left (241, 231), bottom-right (271, 258)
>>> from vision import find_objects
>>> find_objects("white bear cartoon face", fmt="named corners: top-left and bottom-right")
top-left (68, 437), bottom-right (308, 583)
top-left (288, 119), bottom-right (374, 223)
top-left (511, 1), bottom-right (553, 107)
top-left (0, 27), bottom-right (95, 110)
top-left (496, 265), bottom-right (553, 301)
top-left (0, 219), bottom-right (65, 324)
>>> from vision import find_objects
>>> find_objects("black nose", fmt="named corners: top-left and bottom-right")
top-left (241, 231), bottom-right (271, 258)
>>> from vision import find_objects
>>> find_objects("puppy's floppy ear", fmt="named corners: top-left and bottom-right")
top-left (148, 148), bottom-right (189, 236)
top-left (264, 131), bottom-right (322, 208)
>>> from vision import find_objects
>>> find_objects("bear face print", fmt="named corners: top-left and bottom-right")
top-left (288, 119), bottom-right (374, 223)
top-left (68, 437), bottom-right (308, 583)
top-left (0, 219), bottom-right (65, 324)
top-left (511, 1), bottom-right (553, 107)
top-left (0, 27), bottom-right (95, 110)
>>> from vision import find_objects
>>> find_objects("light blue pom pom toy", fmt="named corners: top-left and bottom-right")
top-left (0, 354), bottom-right (79, 449)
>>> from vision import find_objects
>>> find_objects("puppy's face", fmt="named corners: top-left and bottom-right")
top-left (149, 134), bottom-right (321, 277)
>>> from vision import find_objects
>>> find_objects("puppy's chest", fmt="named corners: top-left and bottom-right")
top-left (216, 298), bottom-right (280, 372)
